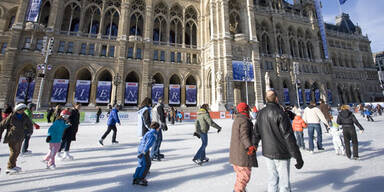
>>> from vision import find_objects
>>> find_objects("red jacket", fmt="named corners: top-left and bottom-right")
top-left (292, 116), bottom-right (307, 132)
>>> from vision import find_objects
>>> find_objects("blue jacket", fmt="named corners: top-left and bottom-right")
top-left (138, 129), bottom-right (157, 154)
top-left (107, 108), bottom-right (121, 126)
top-left (364, 109), bottom-right (372, 116)
top-left (47, 119), bottom-right (70, 143)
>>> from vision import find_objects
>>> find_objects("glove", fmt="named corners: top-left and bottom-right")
top-left (217, 127), bottom-right (222, 133)
top-left (137, 153), bottom-right (144, 159)
top-left (46, 136), bottom-right (51, 143)
top-left (247, 146), bottom-right (257, 155)
top-left (193, 132), bottom-right (201, 139)
top-left (295, 158), bottom-right (304, 169)
top-left (34, 124), bottom-right (40, 130)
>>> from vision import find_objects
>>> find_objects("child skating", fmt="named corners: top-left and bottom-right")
top-left (292, 112), bottom-right (307, 150)
top-left (43, 110), bottom-right (71, 169)
top-left (329, 117), bottom-right (345, 156)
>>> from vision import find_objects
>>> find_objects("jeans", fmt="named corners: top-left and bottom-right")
top-left (133, 152), bottom-right (151, 179)
top-left (294, 131), bottom-right (304, 148)
top-left (22, 134), bottom-right (31, 153)
top-left (151, 129), bottom-right (163, 158)
top-left (265, 157), bottom-right (291, 192)
top-left (193, 133), bottom-right (208, 161)
top-left (307, 123), bottom-right (322, 151)
top-left (101, 125), bottom-right (117, 142)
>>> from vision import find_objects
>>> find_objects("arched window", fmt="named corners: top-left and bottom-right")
top-left (261, 33), bottom-right (271, 54)
top-left (38, 0), bottom-right (51, 26)
top-left (153, 16), bottom-right (167, 42)
top-left (170, 19), bottom-right (182, 45)
top-left (129, 0), bottom-right (145, 36)
top-left (306, 41), bottom-right (314, 60)
top-left (185, 6), bottom-right (198, 47)
top-left (61, 2), bottom-right (81, 33)
top-left (277, 35), bottom-right (285, 55)
top-left (103, 9), bottom-right (119, 37)
top-left (83, 5), bottom-right (101, 35)
top-left (229, 11), bottom-right (241, 34)
top-left (298, 40), bottom-right (306, 58)
top-left (289, 38), bottom-right (297, 57)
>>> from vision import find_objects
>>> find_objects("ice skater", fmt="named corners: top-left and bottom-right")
top-left (328, 116), bottom-right (344, 156)
top-left (58, 103), bottom-right (80, 160)
top-left (364, 108), bottom-right (374, 121)
top-left (151, 98), bottom-right (167, 161)
top-left (133, 122), bottom-right (160, 186)
top-left (99, 104), bottom-right (121, 145)
top-left (292, 111), bottom-right (307, 150)
top-left (43, 110), bottom-right (71, 169)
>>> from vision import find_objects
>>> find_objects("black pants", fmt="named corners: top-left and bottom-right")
top-left (47, 115), bottom-right (52, 123)
top-left (343, 128), bottom-right (359, 158)
top-left (366, 115), bottom-right (374, 121)
top-left (96, 115), bottom-right (100, 123)
top-left (22, 134), bottom-right (31, 153)
top-left (59, 138), bottom-right (72, 152)
top-left (101, 125), bottom-right (117, 142)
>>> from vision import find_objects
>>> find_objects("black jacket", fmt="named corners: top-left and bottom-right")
top-left (337, 110), bottom-right (364, 131)
top-left (139, 106), bottom-right (151, 136)
top-left (254, 102), bottom-right (302, 160)
top-left (63, 108), bottom-right (80, 141)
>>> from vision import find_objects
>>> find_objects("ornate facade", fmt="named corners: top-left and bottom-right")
top-left (0, 0), bottom-right (381, 110)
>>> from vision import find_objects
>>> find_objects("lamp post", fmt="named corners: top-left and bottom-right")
top-left (36, 37), bottom-right (54, 110)
top-left (113, 73), bottom-right (121, 106)
top-left (23, 70), bottom-right (36, 104)
top-left (293, 62), bottom-right (300, 108)
top-left (243, 57), bottom-right (252, 104)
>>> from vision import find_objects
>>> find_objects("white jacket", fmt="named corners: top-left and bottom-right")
top-left (303, 106), bottom-right (329, 126)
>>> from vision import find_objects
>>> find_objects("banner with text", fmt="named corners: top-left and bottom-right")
top-left (298, 88), bottom-right (304, 105)
top-left (232, 60), bottom-right (255, 81)
top-left (305, 89), bottom-right (311, 104)
top-left (315, 0), bottom-right (329, 59)
top-left (125, 82), bottom-right (138, 104)
top-left (26, 0), bottom-right (43, 22)
top-left (15, 77), bottom-right (35, 103)
top-left (315, 89), bottom-right (320, 104)
top-left (186, 85), bottom-right (197, 105)
top-left (51, 79), bottom-right (69, 103)
top-left (328, 89), bottom-right (333, 104)
top-left (284, 88), bottom-right (290, 105)
top-left (152, 84), bottom-right (164, 104)
top-left (74, 80), bottom-right (91, 103)
top-left (96, 81), bottom-right (112, 104)
top-left (169, 84), bottom-right (181, 105)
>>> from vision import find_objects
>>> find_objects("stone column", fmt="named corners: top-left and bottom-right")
top-left (67, 79), bottom-right (76, 106)
top-left (98, 1), bottom-right (107, 38)
top-left (89, 77), bottom-right (98, 106)
top-left (12, 0), bottom-right (29, 30)
top-left (47, 0), bottom-right (64, 32)
top-left (181, 81), bottom-right (186, 107)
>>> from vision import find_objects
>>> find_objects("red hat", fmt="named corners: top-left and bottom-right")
top-left (237, 102), bottom-right (249, 113)
top-left (60, 109), bottom-right (71, 118)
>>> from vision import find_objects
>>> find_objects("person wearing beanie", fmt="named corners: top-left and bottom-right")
top-left (133, 122), bottom-right (161, 186)
top-left (230, 102), bottom-right (258, 192)
top-left (192, 104), bottom-right (222, 165)
top-left (22, 103), bottom-right (40, 155)
top-left (58, 103), bottom-right (81, 160)
top-left (292, 112), bottom-right (307, 150)
top-left (0, 103), bottom-right (33, 174)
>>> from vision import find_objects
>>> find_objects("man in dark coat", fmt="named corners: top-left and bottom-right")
top-left (58, 103), bottom-right (81, 160)
top-left (319, 99), bottom-right (331, 124)
top-left (96, 107), bottom-right (102, 123)
top-left (47, 106), bottom-right (54, 123)
top-left (254, 90), bottom-right (303, 192)
top-left (230, 102), bottom-right (257, 192)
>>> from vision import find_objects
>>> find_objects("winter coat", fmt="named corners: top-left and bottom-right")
top-left (292, 116), bottom-right (307, 132)
top-left (303, 105), bottom-right (329, 126)
top-left (138, 129), bottom-right (158, 154)
top-left (47, 108), bottom-right (54, 117)
top-left (152, 103), bottom-right (166, 129)
top-left (319, 103), bottom-right (331, 122)
top-left (62, 108), bottom-right (80, 141)
top-left (0, 113), bottom-right (33, 143)
top-left (229, 114), bottom-right (258, 167)
top-left (107, 108), bottom-right (120, 126)
top-left (53, 109), bottom-right (62, 122)
top-left (47, 119), bottom-right (70, 143)
top-left (195, 108), bottom-right (221, 134)
top-left (137, 106), bottom-right (151, 137)
top-left (254, 102), bottom-right (302, 160)
top-left (337, 110), bottom-right (364, 131)
top-left (364, 109), bottom-right (372, 116)
top-left (96, 108), bottom-right (102, 116)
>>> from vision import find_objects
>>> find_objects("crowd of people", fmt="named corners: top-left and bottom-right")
top-left (0, 92), bottom-right (380, 191)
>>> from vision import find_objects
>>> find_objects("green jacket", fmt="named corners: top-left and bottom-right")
top-left (24, 108), bottom-right (35, 124)
top-left (195, 109), bottom-right (221, 134)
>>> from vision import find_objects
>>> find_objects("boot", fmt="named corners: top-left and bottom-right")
top-left (99, 139), bottom-right (104, 146)
top-left (64, 151), bottom-right (74, 160)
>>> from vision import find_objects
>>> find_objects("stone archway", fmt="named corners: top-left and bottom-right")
top-left (125, 71), bottom-right (140, 106)
top-left (95, 70), bottom-right (113, 106)
top-left (185, 75), bottom-right (197, 106)
top-left (74, 68), bottom-right (92, 105)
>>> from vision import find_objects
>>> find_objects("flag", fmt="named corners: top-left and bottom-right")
top-left (339, 0), bottom-right (348, 5)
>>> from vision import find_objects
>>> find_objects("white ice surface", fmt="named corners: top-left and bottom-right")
top-left (1, 115), bottom-right (383, 192)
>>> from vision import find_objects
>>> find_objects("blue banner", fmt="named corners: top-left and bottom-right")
top-left (305, 89), bottom-right (311, 104)
top-left (328, 89), bottom-right (333, 104)
top-left (315, 89), bottom-right (320, 104)
top-left (169, 84), bottom-right (181, 105)
top-left (26, 0), bottom-right (43, 22)
top-left (232, 60), bottom-right (255, 81)
top-left (15, 77), bottom-right (35, 103)
top-left (51, 79), bottom-right (69, 103)
top-left (339, 0), bottom-right (348, 5)
top-left (152, 84), bottom-right (164, 104)
top-left (125, 82), bottom-right (138, 104)
top-left (186, 85), bottom-right (197, 105)
top-left (74, 80), bottom-right (91, 103)
top-left (298, 88), bottom-right (303, 105)
top-left (284, 88), bottom-right (290, 105)
top-left (96, 81), bottom-right (112, 103)
top-left (315, 0), bottom-right (329, 59)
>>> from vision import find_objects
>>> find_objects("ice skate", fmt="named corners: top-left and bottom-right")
top-left (202, 158), bottom-right (209, 163)
top-left (112, 140), bottom-right (119, 144)
top-left (192, 159), bottom-right (203, 166)
top-left (47, 164), bottom-right (56, 169)
top-left (22, 150), bottom-right (32, 155)
top-left (133, 178), bottom-right (148, 186)
top-left (99, 139), bottom-right (104, 146)
top-left (6, 167), bottom-right (20, 175)
top-left (62, 151), bottom-right (74, 160)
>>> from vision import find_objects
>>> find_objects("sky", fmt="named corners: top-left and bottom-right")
top-left (320, 0), bottom-right (384, 53)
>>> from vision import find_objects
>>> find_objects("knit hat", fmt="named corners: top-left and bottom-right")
top-left (60, 109), bottom-right (71, 118)
top-left (150, 122), bottom-right (160, 129)
top-left (14, 103), bottom-right (27, 111)
top-left (237, 102), bottom-right (249, 113)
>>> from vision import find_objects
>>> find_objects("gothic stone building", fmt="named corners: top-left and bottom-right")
top-left (0, 0), bottom-right (381, 110)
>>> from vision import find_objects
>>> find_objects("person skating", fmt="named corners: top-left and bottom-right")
top-left (96, 107), bottom-right (102, 123)
top-left (170, 107), bottom-right (175, 125)
top-left (302, 101), bottom-right (329, 153)
top-left (137, 97), bottom-right (152, 137)
top-left (254, 90), bottom-right (303, 192)
top-left (376, 104), bottom-right (382, 116)
top-left (328, 116), bottom-right (345, 156)
top-left (150, 98), bottom-right (168, 161)
top-left (99, 104), bottom-right (121, 146)
top-left (337, 105), bottom-right (364, 160)
top-left (52, 105), bottom-right (62, 122)
top-left (46, 106), bottom-right (54, 123)
top-left (193, 104), bottom-right (222, 165)
top-left (319, 99), bottom-right (332, 125)
top-left (43, 109), bottom-right (71, 169)
top-left (229, 103), bottom-right (258, 192)
top-left (364, 108), bottom-right (374, 121)
top-left (58, 103), bottom-right (80, 160)
top-left (292, 112), bottom-right (307, 150)
top-left (22, 103), bottom-right (40, 155)
top-left (133, 122), bottom-right (161, 186)
top-left (0, 103), bottom-right (33, 174)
